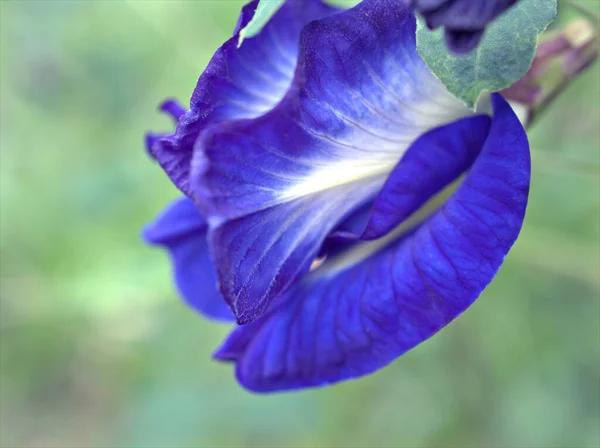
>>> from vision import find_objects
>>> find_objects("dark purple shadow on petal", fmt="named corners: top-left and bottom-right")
top-left (143, 198), bottom-right (234, 321)
top-left (213, 94), bottom-right (530, 392)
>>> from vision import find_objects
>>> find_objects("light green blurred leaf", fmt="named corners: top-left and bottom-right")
top-left (238, 0), bottom-right (285, 46)
top-left (1, 1), bottom-right (598, 447)
top-left (417, 0), bottom-right (557, 109)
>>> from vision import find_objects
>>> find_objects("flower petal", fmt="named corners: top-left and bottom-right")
top-left (146, 0), bottom-right (339, 196)
top-left (214, 94), bottom-right (530, 392)
top-left (444, 29), bottom-right (485, 54)
top-left (193, 0), bottom-right (469, 324)
top-left (418, 0), bottom-right (519, 30)
top-left (143, 198), bottom-right (234, 321)
top-left (328, 114), bottom-right (492, 243)
top-left (409, 0), bottom-right (520, 53)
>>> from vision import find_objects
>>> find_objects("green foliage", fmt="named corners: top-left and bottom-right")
top-left (417, 0), bottom-right (557, 109)
top-left (238, 0), bottom-right (285, 46)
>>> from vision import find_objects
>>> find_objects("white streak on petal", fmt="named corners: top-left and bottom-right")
top-left (279, 90), bottom-right (471, 204)
top-left (311, 182), bottom-right (456, 280)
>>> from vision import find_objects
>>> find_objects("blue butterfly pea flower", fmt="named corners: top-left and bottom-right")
top-left (408, 0), bottom-right (520, 53)
top-left (144, 0), bottom-right (339, 320)
top-left (144, 0), bottom-right (530, 392)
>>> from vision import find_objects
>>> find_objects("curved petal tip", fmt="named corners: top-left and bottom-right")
top-left (215, 94), bottom-right (530, 393)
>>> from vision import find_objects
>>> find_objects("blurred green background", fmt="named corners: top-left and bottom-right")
top-left (0, 1), bottom-right (598, 447)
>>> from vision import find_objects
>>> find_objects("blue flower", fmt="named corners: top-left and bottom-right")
top-left (144, 0), bottom-right (530, 392)
top-left (144, 0), bottom-right (339, 320)
top-left (408, 0), bottom-right (520, 53)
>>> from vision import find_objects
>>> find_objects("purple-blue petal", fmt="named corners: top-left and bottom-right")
top-left (213, 94), bottom-right (530, 392)
top-left (143, 198), bottom-right (234, 321)
top-left (145, 0), bottom-right (339, 196)
top-left (193, 0), bottom-right (469, 324)
top-left (144, 0), bottom-right (339, 319)
top-left (408, 0), bottom-right (520, 53)
top-left (415, 0), bottom-right (520, 30)
top-left (444, 29), bottom-right (486, 54)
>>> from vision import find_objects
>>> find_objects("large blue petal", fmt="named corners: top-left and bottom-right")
top-left (143, 198), bottom-right (234, 321)
top-left (146, 0), bottom-right (340, 196)
top-left (213, 94), bottom-right (530, 392)
top-left (193, 0), bottom-right (470, 324)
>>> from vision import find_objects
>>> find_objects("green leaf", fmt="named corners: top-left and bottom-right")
top-left (417, 0), bottom-right (558, 109)
top-left (238, 0), bottom-right (285, 47)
